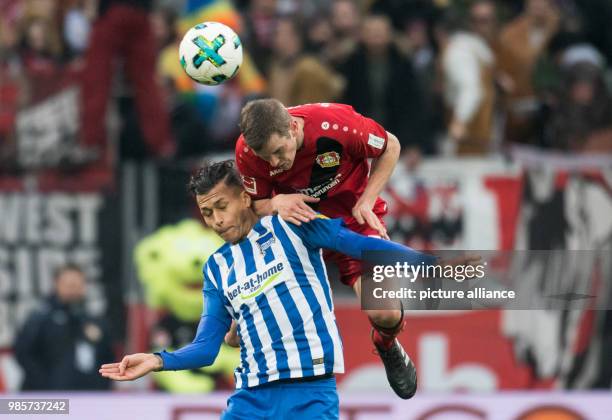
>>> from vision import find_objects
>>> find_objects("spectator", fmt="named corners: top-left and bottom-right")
top-left (241, 0), bottom-right (279, 75)
top-left (573, 0), bottom-right (612, 65)
top-left (437, 2), bottom-right (496, 155)
top-left (497, 0), bottom-right (560, 145)
top-left (341, 13), bottom-right (428, 153)
top-left (151, 6), bottom-right (177, 52)
top-left (397, 16), bottom-right (440, 155)
top-left (81, 0), bottom-right (175, 162)
top-left (14, 264), bottom-right (114, 391)
top-left (328, 0), bottom-right (361, 68)
top-left (61, 0), bottom-right (95, 60)
top-left (304, 12), bottom-right (335, 63)
top-left (268, 16), bottom-right (343, 106)
top-left (18, 17), bottom-right (64, 102)
top-left (0, 15), bottom-right (23, 169)
top-left (544, 62), bottom-right (612, 153)
top-left (151, 7), bottom-right (211, 158)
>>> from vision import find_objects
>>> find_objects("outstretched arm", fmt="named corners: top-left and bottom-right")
top-left (285, 216), bottom-right (436, 265)
top-left (99, 315), bottom-right (230, 381)
top-left (100, 266), bottom-right (232, 381)
top-left (333, 225), bottom-right (438, 265)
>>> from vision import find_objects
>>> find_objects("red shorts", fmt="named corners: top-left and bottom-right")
top-left (323, 216), bottom-right (386, 287)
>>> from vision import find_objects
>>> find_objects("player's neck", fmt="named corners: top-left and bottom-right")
top-left (235, 210), bottom-right (260, 243)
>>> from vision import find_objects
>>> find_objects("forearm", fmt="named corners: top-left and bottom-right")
top-left (156, 315), bottom-right (228, 371)
top-left (335, 227), bottom-right (438, 266)
top-left (361, 132), bottom-right (400, 204)
top-left (253, 199), bottom-right (274, 217)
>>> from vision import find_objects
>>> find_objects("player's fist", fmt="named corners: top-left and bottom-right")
top-left (225, 321), bottom-right (240, 348)
top-left (99, 353), bottom-right (162, 381)
top-left (271, 194), bottom-right (319, 226)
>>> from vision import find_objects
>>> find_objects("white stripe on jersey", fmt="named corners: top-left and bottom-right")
top-left (265, 286), bottom-right (303, 379)
top-left (208, 215), bottom-right (344, 388)
top-left (229, 245), bottom-right (260, 385)
top-left (277, 217), bottom-right (344, 374)
top-left (212, 252), bottom-right (231, 291)
top-left (247, 245), bottom-right (280, 384)
top-left (260, 217), bottom-right (327, 377)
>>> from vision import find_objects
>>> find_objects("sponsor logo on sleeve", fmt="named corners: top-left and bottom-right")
top-left (269, 168), bottom-right (285, 176)
top-left (241, 175), bottom-right (257, 194)
top-left (368, 133), bottom-right (386, 150)
top-left (316, 151), bottom-right (341, 168)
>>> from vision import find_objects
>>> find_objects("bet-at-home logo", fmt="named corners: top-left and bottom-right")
top-left (227, 262), bottom-right (284, 301)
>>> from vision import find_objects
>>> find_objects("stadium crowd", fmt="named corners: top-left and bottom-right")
top-left (0, 0), bottom-right (611, 169)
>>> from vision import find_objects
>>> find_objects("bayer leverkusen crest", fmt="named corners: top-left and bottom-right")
top-left (316, 151), bottom-right (341, 168)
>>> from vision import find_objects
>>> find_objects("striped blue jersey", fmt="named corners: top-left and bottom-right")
top-left (202, 215), bottom-right (344, 388)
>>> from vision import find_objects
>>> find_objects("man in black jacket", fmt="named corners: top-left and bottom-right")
top-left (14, 264), bottom-right (114, 390)
top-left (340, 14), bottom-right (432, 154)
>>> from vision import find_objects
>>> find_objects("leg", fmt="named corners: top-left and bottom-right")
top-left (353, 276), bottom-right (403, 333)
top-left (81, 7), bottom-right (120, 154)
top-left (344, 269), bottom-right (417, 400)
top-left (123, 7), bottom-right (174, 158)
top-left (222, 387), bottom-right (271, 420)
top-left (283, 378), bottom-right (339, 420)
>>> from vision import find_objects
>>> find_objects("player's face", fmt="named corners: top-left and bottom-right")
top-left (196, 182), bottom-right (253, 244)
top-left (256, 122), bottom-right (299, 170)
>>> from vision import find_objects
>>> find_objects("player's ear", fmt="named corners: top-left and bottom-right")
top-left (240, 189), bottom-right (252, 208)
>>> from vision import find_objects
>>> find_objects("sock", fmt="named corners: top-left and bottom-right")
top-left (371, 318), bottom-right (404, 351)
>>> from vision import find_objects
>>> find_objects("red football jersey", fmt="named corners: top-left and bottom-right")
top-left (235, 103), bottom-right (389, 224)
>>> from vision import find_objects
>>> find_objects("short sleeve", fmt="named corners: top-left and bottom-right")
top-left (235, 137), bottom-right (274, 199)
top-left (201, 264), bottom-right (232, 327)
top-left (285, 214), bottom-right (345, 250)
top-left (313, 104), bottom-right (388, 159)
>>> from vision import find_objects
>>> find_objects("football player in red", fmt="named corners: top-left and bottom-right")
top-left (233, 99), bottom-right (415, 399)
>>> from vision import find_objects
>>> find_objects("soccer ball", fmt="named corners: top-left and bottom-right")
top-left (179, 22), bottom-right (243, 85)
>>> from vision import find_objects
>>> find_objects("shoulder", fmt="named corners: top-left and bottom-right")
top-left (235, 135), bottom-right (266, 175)
top-left (24, 302), bottom-right (52, 326)
top-left (235, 135), bottom-right (252, 167)
top-left (259, 214), bottom-right (283, 232)
top-left (300, 103), bottom-right (357, 130)
top-left (204, 243), bottom-right (232, 271)
top-left (500, 17), bottom-right (526, 42)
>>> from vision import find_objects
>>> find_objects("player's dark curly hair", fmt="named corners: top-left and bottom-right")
top-left (188, 160), bottom-right (243, 196)
top-left (239, 98), bottom-right (291, 152)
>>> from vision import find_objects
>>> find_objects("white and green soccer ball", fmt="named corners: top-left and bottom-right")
top-left (179, 21), bottom-right (243, 85)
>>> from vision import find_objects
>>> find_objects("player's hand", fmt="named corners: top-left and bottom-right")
top-left (448, 119), bottom-right (467, 142)
top-left (352, 200), bottom-right (389, 240)
top-left (272, 194), bottom-right (320, 226)
top-left (224, 321), bottom-right (240, 348)
top-left (99, 353), bottom-right (161, 381)
top-left (438, 253), bottom-right (483, 279)
top-left (439, 253), bottom-right (482, 267)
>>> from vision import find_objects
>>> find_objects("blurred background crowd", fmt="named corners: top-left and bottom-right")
top-left (1, 0), bottom-right (611, 402)
top-left (1, 0), bottom-right (611, 170)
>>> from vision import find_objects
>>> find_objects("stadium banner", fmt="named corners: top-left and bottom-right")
top-left (344, 155), bottom-right (612, 391)
top-left (335, 306), bottom-right (537, 392)
top-left (2, 391), bottom-right (611, 419)
top-left (0, 180), bottom-right (122, 392)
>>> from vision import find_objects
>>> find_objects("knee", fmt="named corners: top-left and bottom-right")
top-left (367, 309), bottom-right (402, 328)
